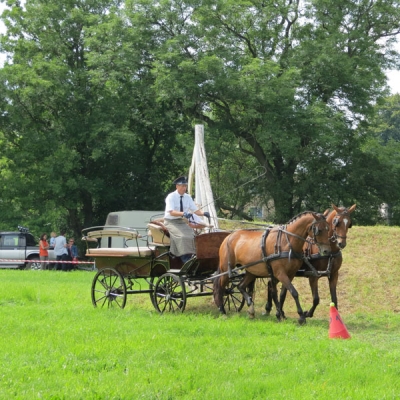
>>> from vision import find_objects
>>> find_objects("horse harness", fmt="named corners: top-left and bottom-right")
top-left (222, 221), bottom-right (330, 280)
top-left (260, 224), bottom-right (335, 280)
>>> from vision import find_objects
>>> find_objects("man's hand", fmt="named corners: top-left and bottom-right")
top-left (183, 212), bottom-right (193, 219)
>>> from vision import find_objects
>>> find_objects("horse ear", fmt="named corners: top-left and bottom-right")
top-left (348, 204), bottom-right (356, 214)
top-left (332, 204), bottom-right (340, 213)
top-left (323, 209), bottom-right (330, 217)
top-left (311, 211), bottom-right (322, 221)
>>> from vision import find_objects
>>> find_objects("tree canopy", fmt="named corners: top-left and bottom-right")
top-left (1, 0), bottom-right (400, 238)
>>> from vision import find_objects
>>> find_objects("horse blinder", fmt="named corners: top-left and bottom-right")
top-left (334, 213), bottom-right (353, 230)
top-left (309, 220), bottom-right (329, 238)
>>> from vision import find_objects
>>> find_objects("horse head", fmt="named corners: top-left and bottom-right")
top-left (307, 212), bottom-right (331, 256)
top-left (329, 204), bottom-right (356, 249)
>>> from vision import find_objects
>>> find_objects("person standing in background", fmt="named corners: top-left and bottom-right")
top-left (39, 233), bottom-right (49, 270)
top-left (67, 238), bottom-right (79, 270)
top-left (48, 231), bottom-right (57, 269)
top-left (53, 231), bottom-right (69, 271)
top-left (49, 232), bottom-right (56, 248)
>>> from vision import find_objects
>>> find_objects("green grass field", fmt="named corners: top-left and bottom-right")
top-left (1, 226), bottom-right (400, 399)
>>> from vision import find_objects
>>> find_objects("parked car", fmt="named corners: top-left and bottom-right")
top-left (0, 226), bottom-right (55, 269)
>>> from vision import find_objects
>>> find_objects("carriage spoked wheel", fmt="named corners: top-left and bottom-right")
top-left (154, 273), bottom-right (186, 313)
top-left (91, 267), bottom-right (127, 309)
top-left (223, 278), bottom-right (246, 312)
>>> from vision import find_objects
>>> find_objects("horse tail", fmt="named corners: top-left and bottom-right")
top-left (213, 266), bottom-right (221, 306)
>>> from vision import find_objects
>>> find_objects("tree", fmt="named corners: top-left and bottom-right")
top-left (135, 0), bottom-right (400, 222)
top-left (361, 94), bottom-right (400, 225)
top-left (0, 0), bottom-right (192, 238)
top-left (1, 0), bottom-right (400, 233)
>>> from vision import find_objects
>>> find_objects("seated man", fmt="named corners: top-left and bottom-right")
top-left (163, 176), bottom-right (210, 263)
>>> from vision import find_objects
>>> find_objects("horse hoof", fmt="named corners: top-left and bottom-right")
top-left (247, 311), bottom-right (255, 319)
top-left (262, 310), bottom-right (271, 316)
top-left (298, 317), bottom-right (307, 325)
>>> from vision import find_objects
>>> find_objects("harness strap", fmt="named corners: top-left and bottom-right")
top-left (301, 250), bottom-right (342, 277)
top-left (264, 251), bottom-right (303, 263)
top-left (302, 254), bottom-right (320, 276)
top-left (308, 250), bottom-right (341, 261)
top-left (279, 227), bottom-right (311, 242)
top-left (261, 228), bottom-right (304, 280)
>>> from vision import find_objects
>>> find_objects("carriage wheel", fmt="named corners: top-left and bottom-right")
top-left (91, 267), bottom-right (127, 309)
top-left (223, 279), bottom-right (246, 312)
top-left (154, 273), bottom-right (186, 313)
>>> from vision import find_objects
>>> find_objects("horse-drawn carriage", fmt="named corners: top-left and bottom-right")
top-left (82, 220), bottom-right (246, 313)
top-left (83, 204), bottom-right (356, 323)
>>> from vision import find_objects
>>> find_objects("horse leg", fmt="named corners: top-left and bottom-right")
top-left (264, 280), bottom-right (273, 315)
top-left (277, 285), bottom-right (288, 320)
top-left (266, 278), bottom-right (285, 322)
top-left (246, 279), bottom-right (256, 318)
top-left (328, 271), bottom-right (339, 310)
top-left (246, 280), bottom-right (256, 320)
top-left (238, 273), bottom-right (256, 319)
top-left (264, 280), bottom-right (287, 319)
top-left (213, 272), bottom-right (230, 315)
top-left (278, 275), bottom-right (306, 325)
top-left (304, 277), bottom-right (320, 318)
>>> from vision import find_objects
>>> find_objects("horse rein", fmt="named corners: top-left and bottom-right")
top-left (278, 218), bottom-right (330, 252)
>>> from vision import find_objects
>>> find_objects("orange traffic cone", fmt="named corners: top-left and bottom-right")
top-left (329, 302), bottom-right (351, 339)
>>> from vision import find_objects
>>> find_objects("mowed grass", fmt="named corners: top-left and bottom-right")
top-left (1, 225), bottom-right (400, 399)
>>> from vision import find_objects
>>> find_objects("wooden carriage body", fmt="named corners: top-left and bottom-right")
top-left (83, 225), bottom-right (229, 278)
top-left (84, 227), bottom-right (166, 278)
top-left (82, 224), bottom-right (241, 313)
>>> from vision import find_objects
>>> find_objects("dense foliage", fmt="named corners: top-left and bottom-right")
top-left (1, 0), bottom-right (400, 238)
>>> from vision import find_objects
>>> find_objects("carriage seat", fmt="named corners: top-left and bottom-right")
top-left (147, 220), bottom-right (171, 246)
top-left (86, 246), bottom-right (154, 258)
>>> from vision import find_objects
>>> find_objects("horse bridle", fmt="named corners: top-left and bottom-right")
top-left (279, 217), bottom-right (330, 253)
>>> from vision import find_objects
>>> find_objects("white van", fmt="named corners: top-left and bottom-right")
top-left (103, 210), bottom-right (164, 247)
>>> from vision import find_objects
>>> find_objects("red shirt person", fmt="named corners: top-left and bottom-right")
top-left (39, 233), bottom-right (50, 270)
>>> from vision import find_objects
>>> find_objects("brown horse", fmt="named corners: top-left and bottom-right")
top-left (213, 211), bottom-right (331, 324)
top-left (266, 204), bottom-right (356, 319)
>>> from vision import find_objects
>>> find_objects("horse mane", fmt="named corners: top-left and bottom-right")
top-left (285, 211), bottom-right (321, 226)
